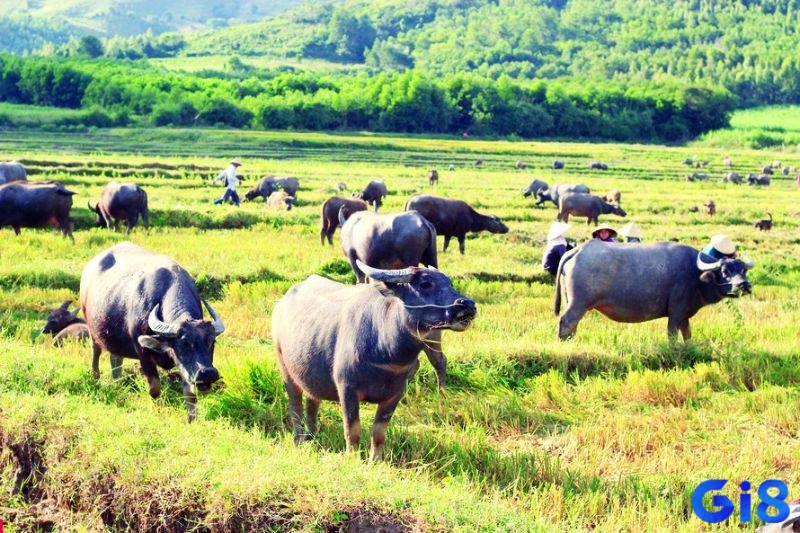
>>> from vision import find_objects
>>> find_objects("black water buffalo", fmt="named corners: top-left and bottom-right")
top-left (340, 210), bottom-right (437, 283)
top-left (355, 180), bottom-right (389, 212)
top-left (428, 169), bottom-right (439, 185)
top-left (245, 176), bottom-right (299, 201)
top-left (320, 197), bottom-right (368, 246)
top-left (405, 195), bottom-right (508, 254)
top-left (42, 301), bottom-right (90, 347)
top-left (266, 191), bottom-right (295, 210)
top-left (89, 181), bottom-right (149, 233)
top-left (762, 166), bottom-right (773, 175)
top-left (555, 240), bottom-right (753, 340)
top-left (723, 172), bottom-right (742, 184)
top-left (557, 193), bottom-right (625, 225)
top-left (279, 177), bottom-right (300, 198)
top-left (748, 174), bottom-right (771, 186)
top-left (0, 162), bottom-right (27, 184)
top-left (522, 179), bottom-right (549, 199)
top-left (553, 160), bottom-right (565, 170)
top-left (80, 242), bottom-right (225, 421)
top-left (272, 261), bottom-right (477, 460)
top-left (515, 160), bottom-right (527, 169)
top-left (0, 181), bottom-right (75, 241)
top-left (588, 161), bottom-right (608, 170)
top-left (536, 183), bottom-right (590, 207)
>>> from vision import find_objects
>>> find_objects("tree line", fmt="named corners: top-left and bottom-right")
top-left (0, 54), bottom-right (735, 141)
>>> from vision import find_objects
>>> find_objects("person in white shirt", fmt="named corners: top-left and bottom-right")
top-left (213, 158), bottom-right (242, 206)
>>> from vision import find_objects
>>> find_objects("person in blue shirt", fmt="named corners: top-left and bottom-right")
top-left (213, 158), bottom-right (242, 206)
top-left (591, 223), bottom-right (617, 243)
top-left (542, 222), bottom-right (571, 276)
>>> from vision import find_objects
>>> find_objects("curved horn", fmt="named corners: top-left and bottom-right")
top-left (742, 255), bottom-right (755, 269)
top-left (338, 205), bottom-right (348, 226)
top-left (696, 255), bottom-right (722, 272)
top-left (356, 260), bottom-right (415, 284)
top-left (203, 300), bottom-right (225, 335)
top-left (147, 305), bottom-right (180, 337)
top-left (87, 201), bottom-right (97, 213)
top-left (59, 300), bottom-right (72, 310)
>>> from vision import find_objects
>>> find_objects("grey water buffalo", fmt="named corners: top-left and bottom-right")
top-left (355, 180), bottom-right (389, 212)
top-left (279, 177), bottom-right (300, 198)
top-left (557, 193), bottom-right (626, 225)
top-left (782, 166), bottom-right (790, 176)
top-left (0, 162), bottom-right (27, 184)
top-left (0, 181), bottom-right (75, 241)
top-left (42, 301), bottom-right (90, 347)
top-left (405, 195), bottom-right (508, 254)
top-left (515, 160), bottom-right (527, 169)
top-left (266, 191), bottom-right (295, 211)
top-left (553, 160), bottom-right (565, 170)
top-left (245, 176), bottom-right (300, 201)
top-left (320, 197), bottom-right (368, 245)
top-left (588, 161), bottom-right (608, 170)
top-left (754, 213), bottom-right (773, 231)
top-left (723, 172), bottom-right (742, 184)
top-left (536, 183), bottom-right (590, 207)
top-left (522, 179), bottom-right (549, 199)
top-left (89, 182), bottom-right (149, 233)
top-left (748, 174), bottom-right (771, 186)
top-left (80, 242), bottom-right (225, 421)
top-left (428, 169), bottom-right (439, 185)
top-left (686, 173), bottom-right (709, 182)
top-left (340, 210), bottom-right (437, 283)
top-left (555, 240), bottom-right (753, 340)
top-left (272, 260), bottom-right (477, 461)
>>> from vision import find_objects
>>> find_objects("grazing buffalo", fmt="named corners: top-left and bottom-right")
top-left (89, 181), bottom-right (149, 233)
top-left (320, 197), bottom-right (368, 246)
top-left (42, 301), bottom-right (90, 347)
top-left (754, 213), bottom-right (773, 231)
top-left (0, 181), bottom-right (75, 241)
top-left (355, 180), bottom-right (389, 212)
top-left (272, 261), bottom-right (477, 461)
top-left (588, 161), bottom-right (608, 170)
top-left (522, 179), bottom-right (549, 199)
top-left (515, 160), bottom-right (527, 170)
top-left (557, 193), bottom-right (627, 225)
top-left (447, 164), bottom-right (455, 171)
top-left (428, 169), bottom-right (439, 185)
top-left (704, 199), bottom-right (716, 216)
top-left (686, 173), bottom-right (709, 182)
top-left (340, 210), bottom-right (437, 283)
top-left (723, 172), bottom-right (742, 184)
top-left (602, 190), bottom-right (621, 204)
top-left (536, 184), bottom-right (591, 207)
top-left (748, 175), bottom-right (771, 186)
top-left (279, 177), bottom-right (300, 198)
top-left (782, 166), bottom-right (790, 176)
top-left (771, 160), bottom-right (782, 169)
top-left (405, 195), bottom-right (508, 254)
top-left (762, 166), bottom-right (773, 175)
top-left (266, 191), bottom-right (295, 211)
top-left (0, 162), bottom-right (27, 184)
top-left (80, 242), bottom-right (225, 421)
top-left (555, 240), bottom-right (753, 340)
top-left (553, 160), bottom-right (565, 170)
top-left (683, 158), bottom-right (694, 166)
top-left (475, 159), bottom-right (483, 167)
top-left (245, 176), bottom-right (279, 201)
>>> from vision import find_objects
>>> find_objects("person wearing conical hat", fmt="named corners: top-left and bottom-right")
top-left (701, 234), bottom-right (737, 261)
top-left (618, 222), bottom-right (643, 243)
top-left (542, 221), bottom-right (571, 276)
top-left (213, 158), bottom-right (243, 206)
top-left (591, 223), bottom-right (617, 243)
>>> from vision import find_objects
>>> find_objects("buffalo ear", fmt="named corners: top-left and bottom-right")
top-left (699, 271), bottom-right (716, 283)
top-left (138, 335), bottom-right (169, 353)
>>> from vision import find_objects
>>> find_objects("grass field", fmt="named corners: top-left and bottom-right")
top-left (700, 105), bottom-right (800, 151)
top-left (0, 127), bottom-right (799, 531)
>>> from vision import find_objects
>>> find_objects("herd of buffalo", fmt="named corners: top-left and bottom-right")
top-left (0, 155), bottom-right (771, 459)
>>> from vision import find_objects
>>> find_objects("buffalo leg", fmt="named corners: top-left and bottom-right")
top-left (12, 225), bottom-right (20, 235)
top-left (182, 381), bottom-right (198, 423)
top-left (320, 228), bottom-right (327, 246)
top-left (338, 387), bottom-right (361, 453)
top-left (558, 302), bottom-right (587, 340)
top-left (348, 251), bottom-right (365, 283)
top-left (110, 354), bottom-right (124, 379)
top-left (443, 235), bottom-right (451, 252)
top-left (370, 392), bottom-right (404, 462)
top-left (284, 379), bottom-right (307, 443)
top-left (422, 330), bottom-right (447, 389)
top-left (457, 235), bottom-right (466, 255)
top-left (91, 341), bottom-right (102, 379)
top-left (679, 320), bottom-right (691, 341)
top-left (139, 355), bottom-right (162, 399)
top-left (306, 397), bottom-right (320, 436)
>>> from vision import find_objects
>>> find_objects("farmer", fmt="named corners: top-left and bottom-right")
top-left (618, 222), bottom-right (643, 243)
top-left (542, 221), bottom-right (571, 276)
top-left (591, 223), bottom-right (617, 243)
top-left (213, 158), bottom-right (242, 206)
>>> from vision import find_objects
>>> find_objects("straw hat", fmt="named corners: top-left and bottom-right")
top-left (591, 223), bottom-right (617, 238)
top-left (547, 222), bottom-right (571, 241)
top-left (230, 158), bottom-right (242, 166)
top-left (618, 222), bottom-right (642, 239)
top-left (710, 234), bottom-right (735, 255)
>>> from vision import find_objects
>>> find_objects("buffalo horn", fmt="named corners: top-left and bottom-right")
top-left (742, 255), bottom-right (755, 269)
top-left (202, 300), bottom-right (225, 335)
top-left (696, 255), bottom-right (722, 272)
top-left (338, 205), bottom-right (348, 226)
top-left (357, 260), bottom-right (415, 284)
top-left (59, 300), bottom-right (71, 310)
top-left (87, 201), bottom-right (96, 213)
top-left (147, 305), bottom-right (180, 337)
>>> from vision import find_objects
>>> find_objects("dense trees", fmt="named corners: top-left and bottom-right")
top-left (0, 55), bottom-right (734, 141)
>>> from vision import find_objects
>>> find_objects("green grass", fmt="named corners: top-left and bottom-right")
top-left (699, 105), bottom-right (800, 150)
top-left (1, 127), bottom-right (799, 530)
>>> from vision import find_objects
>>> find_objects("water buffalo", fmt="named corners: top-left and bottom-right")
top-left (555, 240), bottom-right (753, 340)
top-left (405, 195), bottom-right (508, 254)
top-left (601, 190), bottom-right (621, 204)
top-left (244, 176), bottom-right (279, 202)
top-left (475, 159), bottom-right (483, 167)
top-left (704, 199), bottom-right (716, 216)
top-left (553, 160), bottom-right (565, 170)
top-left (356, 180), bottom-right (389, 212)
top-left (42, 301), bottom-right (90, 347)
top-left (771, 160), bottom-right (782, 169)
top-left (782, 166), bottom-right (790, 176)
top-left (536, 184), bottom-right (590, 207)
top-left (80, 242), bottom-right (225, 422)
top-left (320, 197), bottom-right (368, 246)
top-left (748, 175), bottom-right (771, 186)
top-left (0, 162), bottom-right (27, 184)
top-left (588, 161), bottom-right (608, 170)
top-left (279, 177), bottom-right (300, 198)
top-left (340, 210), bottom-right (437, 283)
top-left (686, 173), bottom-right (709, 182)
top-left (762, 166), bottom-right (773, 175)
top-left (522, 179), bottom-right (549, 199)
top-left (754, 213), bottom-right (773, 231)
top-left (557, 193), bottom-right (626, 225)
top-left (0, 181), bottom-right (75, 241)
top-left (723, 172), bottom-right (742, 184)
top-left (428, 169), bottom-right (439, 185)
top-left (89, 181), bottom-right (149, 233)
top-left (515, 160), bottom-right (526, 170)
top-left (272, 261), bottom-right (477, 461)
top-left (266, 191), bottom-right (295, 211)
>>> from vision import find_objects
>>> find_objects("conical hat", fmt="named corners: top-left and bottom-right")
top-left (710, 234), bottom-right (735, 255)
top-left (547, 222), bottom-right (571, 241)
top-left (618, 222), bottom-right (642, 239)
top-left (230, 158), bottom-right (242, 166)
top-left (591, 223), bottom-right (617, 238)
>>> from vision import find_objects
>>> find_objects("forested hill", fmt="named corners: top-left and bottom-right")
top-left (185, 0), bottom-right (800, 106)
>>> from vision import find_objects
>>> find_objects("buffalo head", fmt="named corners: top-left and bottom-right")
top-left (42, 301), bottom-right (79, 334)
top-left (357, 261), bottom-right (477, 332)
top-left (88, 202), bottom-right (104, 227)
top-left (697, 255), bottom-right (753, 297)
top-left (486, 215), bottom-right (509, 234)
top-left (137, 300), bottom-right (225, 393)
